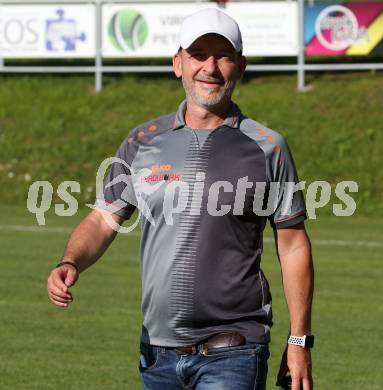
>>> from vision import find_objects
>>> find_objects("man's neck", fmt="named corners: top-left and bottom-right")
top-left (184, 98), bottom-right (232, 130)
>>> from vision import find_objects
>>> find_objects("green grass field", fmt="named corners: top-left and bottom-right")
top-left (1, 71), bottom-right (382, 389)
top-left (1, 72), bottom-right (383, 214)
top-left (1, 204), bottom-right (382, 390)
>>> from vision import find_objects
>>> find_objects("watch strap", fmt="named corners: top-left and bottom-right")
top-left (287, 335), bottom-right (314, 349)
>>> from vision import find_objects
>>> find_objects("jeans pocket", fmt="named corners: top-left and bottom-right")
top-left (139, 343), bottom-right (163, 371)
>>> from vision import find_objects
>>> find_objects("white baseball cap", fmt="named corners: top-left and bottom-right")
top-left (178, 8), bottom-right (243, 52)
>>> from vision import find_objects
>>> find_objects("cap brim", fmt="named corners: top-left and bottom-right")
top-left (180, 30), bottom-right (241, 52)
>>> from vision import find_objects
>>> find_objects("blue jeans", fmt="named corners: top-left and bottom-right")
top-left (139, 341), bottom-right (270, 390)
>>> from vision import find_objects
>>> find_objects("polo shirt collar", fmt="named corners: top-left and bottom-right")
top-left (173, 100), bottom-right (241, 130)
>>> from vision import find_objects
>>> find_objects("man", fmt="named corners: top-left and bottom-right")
top-left (47, 8), bottom-right (314, 390)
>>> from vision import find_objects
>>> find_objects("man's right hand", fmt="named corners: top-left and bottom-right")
top-left (46, 209), bottom-right (122, 308)
top-left (47, 263), bottom-right (79, 308)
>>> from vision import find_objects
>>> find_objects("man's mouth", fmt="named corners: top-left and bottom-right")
top-left (195, 79), bottom-right (224, 88)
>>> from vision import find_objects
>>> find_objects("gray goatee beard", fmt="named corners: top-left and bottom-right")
top-left (182, 77), bottom-right (236, 110)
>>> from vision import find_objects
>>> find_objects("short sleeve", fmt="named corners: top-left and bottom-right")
top-left (268, 137), bottom-right (307, 228)
top-left (94, 139), bottom-right (137, 220)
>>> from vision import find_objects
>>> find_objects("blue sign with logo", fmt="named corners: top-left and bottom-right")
top-left (45, 9), bottom-right (86, 52)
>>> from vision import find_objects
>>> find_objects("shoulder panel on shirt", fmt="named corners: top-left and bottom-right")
top-left (238, 117), bottom-right (288, 181)
top-left (122, 112), bottom-right (176, 163)
top-left (238, 116), bottom-right (307, 228)
top-left (95, 112), bottom-right (176, 220)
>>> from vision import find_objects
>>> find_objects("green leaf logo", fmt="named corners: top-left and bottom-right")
top-left (108, 8), bottom-right (149, 52)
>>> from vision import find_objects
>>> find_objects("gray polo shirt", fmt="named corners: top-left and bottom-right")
top-left (96, 101), bottom-right (306, 347)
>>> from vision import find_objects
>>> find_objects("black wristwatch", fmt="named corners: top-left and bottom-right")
top-left (287, 334), bottom-right (314, 349)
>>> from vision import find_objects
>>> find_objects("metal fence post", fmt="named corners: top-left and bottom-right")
top-left (297, 0), bottom-right (305, 91)
top-left (95, 0), bottom-right (103, 92)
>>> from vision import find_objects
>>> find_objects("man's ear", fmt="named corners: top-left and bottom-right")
top-left (173, 52), bottom-right (182, 78)
top-left (236, 55), bottom-right (247, 81)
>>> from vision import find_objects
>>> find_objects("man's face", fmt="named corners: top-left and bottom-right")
top-left (173, 34), bottom-right (246, 110)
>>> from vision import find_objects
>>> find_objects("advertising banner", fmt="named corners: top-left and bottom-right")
top-left (102, 3), bottom-right (209, 58)
top-left (102, 2), bottom-right (298, 58)
top-left (227, 2), bottom-right (298, 56)
top-left (305, 2), bottom-right (383, 56)
top-left (0, 5), bottom-right (96, 58)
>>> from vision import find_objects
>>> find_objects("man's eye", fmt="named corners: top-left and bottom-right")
top-left (189, 52), bottom-right (235, 62)
top-left (191, 52), bottom-right (206, 60)
top-left (220, 54), bottom-right (235, 61)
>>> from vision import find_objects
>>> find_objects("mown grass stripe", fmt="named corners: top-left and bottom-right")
top-left (0, 225), bottom-right (381, 247)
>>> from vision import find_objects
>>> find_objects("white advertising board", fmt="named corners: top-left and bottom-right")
top-left (0, 5), bottom-right (96, 58)
top-left (227, 2), bottom-right (298, 56)
top-left (102, 3), bottom-right (211, 58)
top-left (102, 2), bottom-right (298, 58)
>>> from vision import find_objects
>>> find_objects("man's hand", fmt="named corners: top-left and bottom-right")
top-left (276, 345), bottom-right (313, 390)
top-left (47, 263), bottom-right (79, 308)
top-left (288, 344), bottom-right (313, 390)
top-left (46, 209), bottom-right (123, 308)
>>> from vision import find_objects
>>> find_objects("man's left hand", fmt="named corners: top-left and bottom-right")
top-left (276, 344), bottom-right (313, 390)
top-left (287, 344), bottom-right (313, 390)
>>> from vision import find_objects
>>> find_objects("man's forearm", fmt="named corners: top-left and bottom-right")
top-left (280, 244), bottom-right (314, 335)
top-left (61, 210), bottom-right (119, 273)
top-left (275, 225), bottom-right (314, 388)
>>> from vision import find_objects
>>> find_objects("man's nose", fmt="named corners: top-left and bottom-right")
top-left (202, 55), bottom-right (218, 73)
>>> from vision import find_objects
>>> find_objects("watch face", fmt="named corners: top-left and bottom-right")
top-left (305, 335), bottom-right (314, 348)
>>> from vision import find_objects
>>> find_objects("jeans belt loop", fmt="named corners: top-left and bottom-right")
top-left (201, 344), bottom-right (209, 356)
